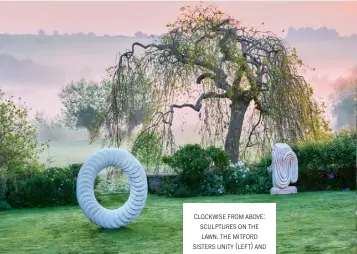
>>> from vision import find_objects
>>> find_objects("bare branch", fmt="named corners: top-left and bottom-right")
top-left (170, 91), bottom-right (229, 112)
top-left (196, 73), bottom-right (215, 84)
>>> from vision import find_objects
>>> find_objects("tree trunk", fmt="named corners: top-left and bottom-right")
top-left (224, 101), bottom-right (249, 163)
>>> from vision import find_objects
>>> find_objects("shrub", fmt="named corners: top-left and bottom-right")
top-left (159, 130), bottom-right (355, 197)
top-left (0, 200), bottom-right (11, 210)
top-left (291, 130), bottom-right (356, 191)
top-left (244, 168), bottom-right (272, 194)
top-left (175, 183), bottom-right (197, 197)
top-left (162, 144), bottom-right (229, 197)
top-left (248, 130), bottom-right (356, 192)
top-left (158, 176), bottom-right (198, 197)
top-left (223, 161), bottom-right (271, 195)
top-left (163, 144), bottom-right (210, 184)
top-left (158, 178), bottom-right (178, 197)
top-left (205, 146), bottom-right (230, 172)
top-left (6, 163), bottom-right (100, 208)
top-left (200, 171), bottom-right (225, 196)
top-left (162, 144), bottom-right (271, 197)
top-left (223, 164), bottom-right (248, 194)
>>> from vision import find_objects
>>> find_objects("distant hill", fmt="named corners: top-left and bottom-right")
top-left (0, 27), bottom-right (355, 86)
top-left (283, 27), bottom-right (357, 72)
top-left (0, 32), bottom-right (154, 53)
top-left (0, 54), bottom-right (64, 84)
top-left (0, 33), bottom-right (153, 82)
top-left (285, 26), bottom-right (357, 42)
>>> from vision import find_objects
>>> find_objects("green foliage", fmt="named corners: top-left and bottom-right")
top-left (158, 177), bottom-right (179, 197)
top-left (158, 177), bottom-right (198, 197)
top-left (95, 175), bottom-right (129, 195)
top-left (244, 130), bottom-right (356, 192)
top-left (200, 171), bottom-right (225, 196)
top-left (291, 130), bottom-right (356, 191)
top-left (0, 89), bottom-right (47, 195)
top-left (131, 130), bottom-right (163, 170)
top-left (59, 79), bottom-right (110, 140)
top-left (161, 144), bottom-right (271, 197)
top-left (205, 146), bottom-right (230, 172)
top-left (111, 4), bottom-right (332, 163)
top-left (160, 130), bottom-right (355, 197)
top-left (0, 200), bottom-right (11, 210)
top-left (223, 161), bottom-right (271, 195)
top-left (0, 169), bottom-right (6, 201)
top-left (163, 144), bottom-right (210, 184)
top-left (174, 183), bottom-right (197, 197)
top-left (6, 164), bottom-right (99, 208)
top-left (105, 59), bottom-right (156, 147)
top-left (74, 106), bottom-right (105, 139)
top-left (161, 144), bottom-right (242, 196)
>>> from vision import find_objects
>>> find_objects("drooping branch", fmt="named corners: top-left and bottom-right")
top-left (246, 110), bottom-right (263, 148)
top-left (170, 91), bottom-right (229, 113)
top-left (113, 41), bottom-right (232, 93)
top-left (107, 4), bottom-right (329, 162)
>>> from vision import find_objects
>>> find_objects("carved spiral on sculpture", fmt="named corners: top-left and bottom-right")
top-left (76, 148), bottom-right (147, 229)
top-left (271, 143), bottom-right (298, 189)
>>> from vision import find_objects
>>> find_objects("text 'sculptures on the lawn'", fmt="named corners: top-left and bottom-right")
top-left (183, 203), bottom-right (276, 254)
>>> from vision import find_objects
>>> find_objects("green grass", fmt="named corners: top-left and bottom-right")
top-left (0, 191), bottom-right (355, 254)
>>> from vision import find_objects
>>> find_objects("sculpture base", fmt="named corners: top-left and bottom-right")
top-left (270, 186), bottom-right (297, 195)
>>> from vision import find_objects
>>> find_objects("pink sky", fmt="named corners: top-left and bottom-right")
top-left (0, 1), bottom-right (356, 36)
top-left (0, 1), bottom-right (356, 129)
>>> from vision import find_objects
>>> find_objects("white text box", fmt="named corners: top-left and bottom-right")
top-left (183, 203), bottom-right (276, 254)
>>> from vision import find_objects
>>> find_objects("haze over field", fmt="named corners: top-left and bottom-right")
top-left (0, 1), bottom-right (356, 165)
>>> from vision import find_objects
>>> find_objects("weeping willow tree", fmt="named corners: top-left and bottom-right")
top-left (105, 4), bottom-right (329, 163)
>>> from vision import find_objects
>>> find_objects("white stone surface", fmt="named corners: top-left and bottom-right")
top-left (270, 186), bottom-right (297, 195)
top-left (269, 143), bottom-right (298, 194)
top-left (76, 148), bottom-right (147, 229)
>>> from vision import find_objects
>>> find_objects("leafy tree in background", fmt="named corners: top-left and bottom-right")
top-left (33, 111), bottom-right (66, 142)
top-left (106, 4), bottom-right (329, 162)
top-left (59, 79), bottom-right (109, 141)
top-left (332, 67), bottom-right (356, 130)
top-left (0, 89), bottom-right (46, 199)
top-left (59, 78), bottom-right (151, 144)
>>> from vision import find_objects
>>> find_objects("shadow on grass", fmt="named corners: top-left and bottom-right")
top-left (96, 226), bottom-right (132, 233)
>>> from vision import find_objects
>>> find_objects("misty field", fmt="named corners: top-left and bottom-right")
top-left (39, 140), bottom-right (105, 167)
top-left (0, 191), bottom-right (354, 254)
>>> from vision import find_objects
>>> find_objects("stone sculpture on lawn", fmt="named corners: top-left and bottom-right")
top-left (76, 148), bottom-right (148, 229)
top-left (269, 143), bottom-right (298, 195)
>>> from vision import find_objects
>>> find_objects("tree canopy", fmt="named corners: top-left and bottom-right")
top-left (332, 67), bottom-right (356, 130)
top-left (59, 79), bottom-right (109, 140)
top-left (106, 4), bottom-right (329, 162)
top-left (0, 89), bottom-right (46, 174)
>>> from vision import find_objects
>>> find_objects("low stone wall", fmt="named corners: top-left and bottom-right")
top-left (147, 173), bottom-right (178, 194)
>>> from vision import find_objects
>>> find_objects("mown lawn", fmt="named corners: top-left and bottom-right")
top-left (0, 191), bottom-right (355, 254)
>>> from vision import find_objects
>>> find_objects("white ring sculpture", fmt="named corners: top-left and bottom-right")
top-left (271, 143), bottom-right (298, 189)
top-left (76, 148), bottom-right (147, 229)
